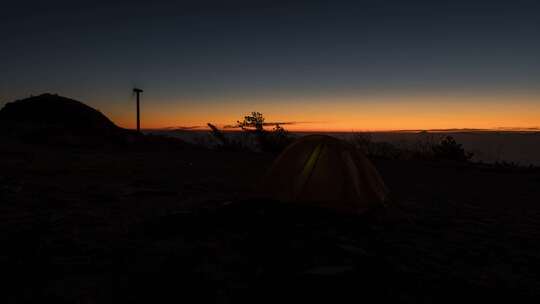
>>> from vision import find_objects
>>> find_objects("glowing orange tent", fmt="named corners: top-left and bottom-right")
top-left (263, 135), bottom-right (388, 213)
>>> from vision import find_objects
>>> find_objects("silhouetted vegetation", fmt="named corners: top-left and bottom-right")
top-left (207, 123), bottom-right (246, 151)
top-left (208, 123), bottom-right (229, 146)
top-left (413, 131), bottom-right (437, 158)
top-left (257, 123), bottom-right (294, 154)
top-left (237, 111), bottom-right (265, 132)
top-left (432, 135), bottom-right (474, 162)
top-left (236, 112), bottom-right (294, 153)
top-left (350, 133), bottom-right (403, 159)
top-left (350, 132), bottom-right (473, 162)
top-left (208, 112), bottom-right (293, 153)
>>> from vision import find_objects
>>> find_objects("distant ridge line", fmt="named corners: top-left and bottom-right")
top-left (144, 126), bottom-right (540, 133)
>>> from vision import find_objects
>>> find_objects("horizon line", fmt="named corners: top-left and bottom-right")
top-left (141, 126), bottom-right (540, 133)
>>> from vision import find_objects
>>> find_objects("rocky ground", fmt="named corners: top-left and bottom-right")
top-left (1, 140), bottom-right (540, 303)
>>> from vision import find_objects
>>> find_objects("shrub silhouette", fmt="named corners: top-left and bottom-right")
top-left (432, 136), bottom-right (473, 162)
top-left (412, 131), bottom-right (437, 159)
top-left (236, 112), bottom-right (293, 153)
top-left (207, 123), bottom-right (246, 151)
top-left (350, 132), bottom-right (473, 162)
top-left (350, 133), bottom-right (402, 159)
top-left (258, 124), bottom-right (294, 154)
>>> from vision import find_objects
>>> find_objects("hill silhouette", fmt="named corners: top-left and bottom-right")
top-left (0, 93), bottom-right (120, 132)
top-left (0, 93), bottom-right (134, 144)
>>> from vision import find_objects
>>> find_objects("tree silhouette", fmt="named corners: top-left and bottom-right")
top-left (235, 112), bottom-right (293, 153)
top-left (237, 112), bottom-right (265, 132)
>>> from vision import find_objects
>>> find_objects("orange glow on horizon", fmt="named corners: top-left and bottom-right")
top-left (106, 93), bottom-right (540, 132)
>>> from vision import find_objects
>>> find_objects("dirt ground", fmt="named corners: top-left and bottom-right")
top-left (1, 141), bottom-right (539, 303)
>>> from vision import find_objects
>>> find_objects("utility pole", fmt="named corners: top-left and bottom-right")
top-left (133, 88), bottom-right (143, 133)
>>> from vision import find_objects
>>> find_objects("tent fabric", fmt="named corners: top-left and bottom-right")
top-left (262, 135), bottom-right (388, 213)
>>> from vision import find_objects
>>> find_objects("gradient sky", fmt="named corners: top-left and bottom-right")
top-left (2, 0), bottom-right (539, 131)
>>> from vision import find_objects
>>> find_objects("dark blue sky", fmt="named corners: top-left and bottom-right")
top-left (2, 0), bottom-right (539, 130)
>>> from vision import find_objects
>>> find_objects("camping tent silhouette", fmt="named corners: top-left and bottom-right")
top-left (263, 135), bottom-right (388, 213)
